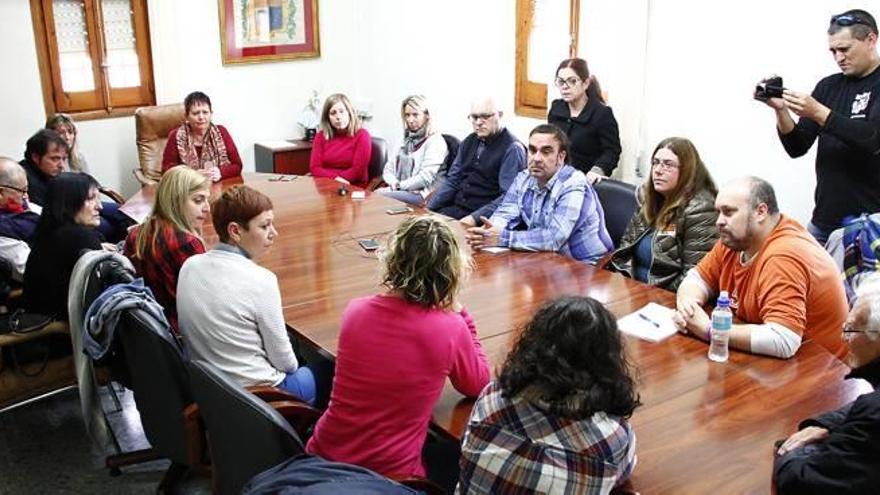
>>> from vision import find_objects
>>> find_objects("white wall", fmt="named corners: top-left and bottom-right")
top-left (635, 0), bottom-right (861, 224)
top-left (0, 0), bottom-right (862, 224)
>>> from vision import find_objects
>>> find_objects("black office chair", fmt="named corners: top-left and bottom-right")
top-left (439, 133), bottom-right (461, 180)
top-left (187, 359), bottom-right (321, 495)
top-left (367, 136), bottom-right (388, 189)
top-left (188, 360), bottom-right (444, 495)
top-left (593, 179), bottom-right (638, 248)
top-left (116, 307), bottom-right (206, 490)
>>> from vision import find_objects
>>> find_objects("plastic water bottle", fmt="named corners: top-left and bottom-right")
top-left (708, 291), bottom-right (733, 362)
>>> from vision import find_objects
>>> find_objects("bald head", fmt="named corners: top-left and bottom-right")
top-left (0, 156), bottom-right (28, 209)
top-left (714, 176), bottom-right (781, 255)
top-left (469, 97), bottom-right (503, 138)
top-left (0, 157), bottom-right (25, 186)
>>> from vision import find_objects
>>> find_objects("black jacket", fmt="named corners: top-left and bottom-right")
top-left (774, 358), bottom-right (880, 494)
top-left (24, 223), bottom-right (102, 320)
top-left (20, 158), bottom-right (52, 207)
top-left (547, 98), bottom-right (621, 176)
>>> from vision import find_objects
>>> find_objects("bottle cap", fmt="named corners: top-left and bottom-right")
top-left (718, 290), bottom-right (730, 307)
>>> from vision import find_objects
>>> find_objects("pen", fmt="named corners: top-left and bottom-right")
top-left (638, 312), bottom-right (660, 328)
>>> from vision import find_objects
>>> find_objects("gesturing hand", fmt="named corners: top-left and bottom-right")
top-left (465, 217), bottom-right (500, 251)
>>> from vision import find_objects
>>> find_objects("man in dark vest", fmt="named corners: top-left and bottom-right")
top-left (427, 97), bottom-right (526, 226)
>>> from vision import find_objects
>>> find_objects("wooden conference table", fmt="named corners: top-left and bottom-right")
top-left (122, 174), bottom-right (871, 494)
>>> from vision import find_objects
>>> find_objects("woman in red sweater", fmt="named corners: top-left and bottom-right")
top-left (162, 91), bottom-right (243, 182)
top-left (309, 93), bottom-right (372, 187)
top-left (306, 216), bottom-right (490, 480)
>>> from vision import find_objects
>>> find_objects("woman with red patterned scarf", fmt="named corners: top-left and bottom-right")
top-left (161, 91), bottom-right (243, 182)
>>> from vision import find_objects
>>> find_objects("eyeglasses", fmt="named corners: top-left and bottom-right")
top-left (0, 184), bottom-right (27, 194)
top-left (468, 112), bottom-right (497, 123)
top-left (554, 77), bottom-right (582, 88)
top-left (830, 13), bottom-right (877, 31)
top-left (841, 321), bottom-right (875, 337)
top-left (651, 159), bottom-right (679, 171)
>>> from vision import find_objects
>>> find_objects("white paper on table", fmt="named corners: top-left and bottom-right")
top-left (481, 247), bottom-right (510, 254)
top-left (617, 302), bottom-right (678, 342)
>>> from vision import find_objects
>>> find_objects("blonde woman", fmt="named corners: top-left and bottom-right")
top-left (123, 166), bottom-right (210, 333)
top-left (45, 113), bottom-right (88, 173)
top-left (378, 95), bottom-right (448, 205)
top-left (309, 93), bottom-right (372, 187)
top-left (307, 216), bottom-right (490, 480)
top-left (606, 137), bottom-right (718, 290)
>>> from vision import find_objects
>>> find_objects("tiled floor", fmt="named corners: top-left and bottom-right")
top-left (0, 386), bottom-right (210, 494)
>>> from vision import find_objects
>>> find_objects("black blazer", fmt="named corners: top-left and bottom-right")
top-left (548, 97), bottom-right (621, 176)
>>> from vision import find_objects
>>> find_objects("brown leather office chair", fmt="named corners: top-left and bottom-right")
top-left (134, 103), bottom-right (185, 185)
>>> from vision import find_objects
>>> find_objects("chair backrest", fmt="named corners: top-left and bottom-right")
top-left (187, 360), bottom-right (305, 495)
top-left (116, 307), bottom-right (193, 465)
top-left (593, 179), bottom-right (638, 248)
top-left (135, 103), bottom-right (185, 183)
top-left (440, 133), bottom-right (461, 177)
top-left (81, 257), bottom-right (135, 313)
top-left (368, 136), bottom-right (387, 181)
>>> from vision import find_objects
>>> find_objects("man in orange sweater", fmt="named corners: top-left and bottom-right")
top-left (674, 176), bottom-right (848, 359)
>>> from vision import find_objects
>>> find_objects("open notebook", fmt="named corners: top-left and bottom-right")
top-left (617, 302), bottom-right (678, 342)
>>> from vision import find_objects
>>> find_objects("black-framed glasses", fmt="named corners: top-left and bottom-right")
top-left (468, 112), bottom-right (497, 122)
top-left (842, 321), bottom-right (873, 335)
top-left (0, 184), bottom-right (27, 194)
top-left (830, 13), bottom-right (876, 31)
top-left (554, 77), bottom-right (582, 88)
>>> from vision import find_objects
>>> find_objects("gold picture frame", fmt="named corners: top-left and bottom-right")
top-left (219, 0), bottom-right (320, 65)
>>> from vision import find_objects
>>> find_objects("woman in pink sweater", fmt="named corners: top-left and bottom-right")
top-left (309, 93), bottom-right (372, 188)
top-left (306, 216), bottom-right (490, 479)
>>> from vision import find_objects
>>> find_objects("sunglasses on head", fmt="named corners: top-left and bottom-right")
top-left (830, 13), bottom-right (877, 31)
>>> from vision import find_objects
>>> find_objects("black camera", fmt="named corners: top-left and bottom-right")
top-left (754, 76), bottom-right (784, 102)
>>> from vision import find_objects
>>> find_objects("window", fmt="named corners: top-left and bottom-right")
top-left (30, 0), bottom-right (155, 120)
top-left (515, 0), bottom-right (580, 118)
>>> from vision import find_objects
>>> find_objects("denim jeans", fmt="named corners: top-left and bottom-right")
top-left (277, 365), bottom-right (317, 405)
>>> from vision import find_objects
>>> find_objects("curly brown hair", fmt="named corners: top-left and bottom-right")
top-left (380, 216), bottom-right (471, 309)
top-left (498, 296), bottom-right (641, 420)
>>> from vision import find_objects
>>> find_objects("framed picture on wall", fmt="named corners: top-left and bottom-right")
top-left (218, 0), bottom-right (320, 65)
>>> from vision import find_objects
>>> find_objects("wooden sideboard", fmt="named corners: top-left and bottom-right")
top-left (254, 139), bottom-right (313, 175)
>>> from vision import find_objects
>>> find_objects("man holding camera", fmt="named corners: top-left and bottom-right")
top-left (760, 9), bottom-right (880, 244)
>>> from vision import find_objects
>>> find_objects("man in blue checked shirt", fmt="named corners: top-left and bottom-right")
top-left (465, 123), bottom-right (612, 263)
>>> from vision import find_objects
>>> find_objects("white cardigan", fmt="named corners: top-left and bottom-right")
top-left (382, 132), bottom-right (448, 197)
top-left (178, 247), bottom-right (298, 386)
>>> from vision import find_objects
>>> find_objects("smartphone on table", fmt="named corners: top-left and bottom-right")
top-left (358, 238), bottom-right (380, 251)
top-left (386, 206), bottom-right (413, 215)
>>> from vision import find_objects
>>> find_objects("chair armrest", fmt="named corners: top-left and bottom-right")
top-left (133, 168), bottom-right (159, 187)
top-left (388, 474), bottom-right (445, 495)
top-left (247, 385), bottom-right (301, 403)
top-left (99, 187), bottom-right (126, 205)
top-left (268, 400), bottom-right (322, 440)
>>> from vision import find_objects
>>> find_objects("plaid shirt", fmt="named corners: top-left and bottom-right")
top-left (457, 382), bottom-right (636, 495)
top-left (124, 223), bottom-right (205, 334)
top-left (490, 165), bottom-right (612, 263)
